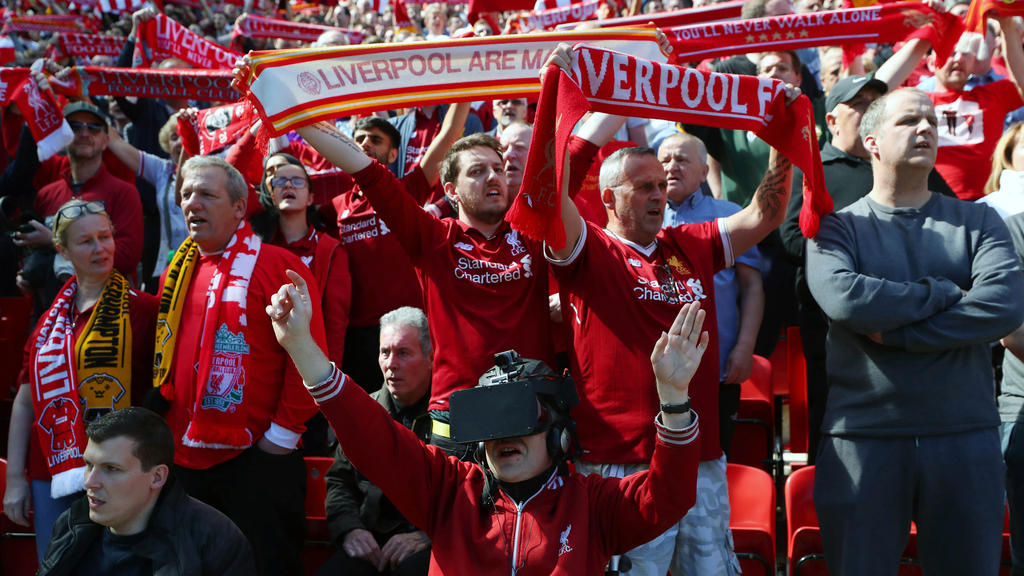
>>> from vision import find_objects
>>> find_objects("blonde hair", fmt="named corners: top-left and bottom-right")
top-left (158, 112), bottom-right (182, 156)
top-left (984, 121), bottom-right (1024, 195)
top-left (52, 199), bottom-right (112, 248)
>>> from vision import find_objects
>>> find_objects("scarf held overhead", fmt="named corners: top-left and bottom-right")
top-left (239, 29), bottom-right (666, 135)
top-left (137, 12), bottom-right (241, 70)
top-left (31, 272), bottom-right (132, 498)
top-left (665, 2), bottom-right (963, 67)
top-left (2, 14), bottom-right (97, 35)
top-left (177, 101), bottom-right (252, 156)
top-left (510, 0), bottom-right (601, 32)
top-left (53, 33), bottom-right (127, 60)
top-left (507, 44), bottom-right (829, 249)
top-left (231, 14), bottom-right (364, 45)
top-left (0, 68), bottom-right (74, 161)
top-left (43, 65), bottom-right (237, 101)
top-left (154, 222), bottom-right (260, 450)
top-left (557, 1), bottom-right (744, 30)
top-left (965, 0), bottom-right (1024, 34)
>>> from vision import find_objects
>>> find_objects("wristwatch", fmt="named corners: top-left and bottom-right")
top-left (660, 399), bottom-right (691, 414)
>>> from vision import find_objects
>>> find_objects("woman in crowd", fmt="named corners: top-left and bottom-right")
top-left (251, 153), bottom-right (350, 368)
top-left (981, 121), bottom-right (1024, 220)
top-left (2, 199), bottom-right (158, 560)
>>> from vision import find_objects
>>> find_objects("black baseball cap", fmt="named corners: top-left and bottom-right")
top-left (63, 101), bottom-right (110, 126)
top-left (826, 75), bottom-right (888, 114)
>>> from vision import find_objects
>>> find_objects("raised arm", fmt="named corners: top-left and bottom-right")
top-left (419, 102), bottom-right (471, 186)
top-left (723, 148), bottom-right (793, 257)
top-left (106, 125), bottom-right (142, 176)
top-left (296, 123), bottom-right (372, 175)
top-left (874, 38), bottom-right (930, 90)
top-left (996, 14), bottom-right (1024, 100)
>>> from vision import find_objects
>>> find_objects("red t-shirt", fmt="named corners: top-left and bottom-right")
top-left (353, 161), bottom-right (555, 412)
top-left (929, 79), bottom-right (1024, 200)
top-left (403, 108), bottom-right (441, 176)
top-left (34, 163), bottom-right (144, 279)
top-left (163, 244), bottom-right (325, 470)
top-left (550, 220), bottom-right (730, 464)
top-left (333, 165), bottom-right (433, 328)
top-left (24, 288), bottom-right (158, 480)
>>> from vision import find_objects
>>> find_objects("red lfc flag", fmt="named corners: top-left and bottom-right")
top-left (0, 69), bottom-right (74, 161)
top-left (965, 0), bottom-right (1024, 33)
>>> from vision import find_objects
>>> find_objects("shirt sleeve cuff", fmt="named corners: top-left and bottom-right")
top-left (305, 362), bottom-right (346, 404)
top-left (264, 422), bottom-right (301, 450)
top-left (717, 218), bottom-right (735, 268)
top-left (545, 215), bottom-right (587, 266)
top-left (654, 411), bottom-right (699, 446)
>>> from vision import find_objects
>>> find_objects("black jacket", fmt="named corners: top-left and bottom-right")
top-left (37, 476), bottom-right (255, 576)
top-left (325, 388), bottom-right (431, 545)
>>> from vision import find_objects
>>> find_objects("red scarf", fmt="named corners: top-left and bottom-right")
top-left (2, 14), bottom-right (97, 35)
top-left (30, 273), bottom-right (133, 498)
top-left (239, 29), bottom-right (666, 135)
top-left (44, 65), bottom-right (237, 102)
top-left (507, 44), bottom-right (829, 248)
top-left (177, 102), bottom-right (252, 156)
top-left (138, 13), bottom-right (241, 69)
top-left (966, 0), bottom-right (1024, 34)
top-left (53, 33), bottom-right (127, 60)
top-left (0, 69), bottom-right (73, 161)
top-left (511, 0), bottom-right (601, 32)
top-left (231, 14), bottom-right (364, 44)
top-left (154, 222), bottom-right (261, 450)
top-left (557, 1), bottom-right (744, 30)
top-left (666, 2), bottom-right (963, 67)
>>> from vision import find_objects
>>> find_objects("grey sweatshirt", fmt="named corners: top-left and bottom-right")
top-left (807, 193), bottom-right (1024, 436)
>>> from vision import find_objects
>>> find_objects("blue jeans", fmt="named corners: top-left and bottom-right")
top-left (1003, 422), bottom-right (1024, 575)
top-left (30, 480), bottom-right (80, 561)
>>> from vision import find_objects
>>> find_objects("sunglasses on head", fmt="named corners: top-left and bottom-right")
top-left (271, 176), bottom-right (308, 189)
top-left (55, 201), bottom-right (106, 229)
top-left (68, 121), bottom-right (105, 134)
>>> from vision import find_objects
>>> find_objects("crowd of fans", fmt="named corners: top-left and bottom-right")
top-left (3, 0), bottom-right (1024, 574)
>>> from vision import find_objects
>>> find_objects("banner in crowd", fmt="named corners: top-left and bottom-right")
top-left (507, 44), bottom-right (830, 248)
top-left (232, 14), bottom-right (364, 44)
top-left (511, 0), bottom-right (601, 32)
top-left (0, 68), bottom-right (74, 161)
top-left (138, 12), bottom-right (241, 69)
top-left (53, 33), bottom-right (127, 59)
top-left (965, 0), bottom-right (1024, 33)
top-left (240, 28), bottom-right (666, 135)
top-left (44, 65), bottom-right (237, 101)
top-left (557, 1), bottom-right (744, 30)
top-left (177, 101), bottom-right (251, 156)
top-left (665, 2), bottom-right (963, 66)
top-left (2, 14), bottom-right (98, 35)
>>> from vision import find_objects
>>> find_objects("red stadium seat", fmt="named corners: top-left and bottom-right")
top-left (0, 458), bottom-right (39, 576)
top-left (727, 463), bottom-right (776, 576)
top-left (302, 456), bottom-right (334, 576)
top-left (731, 355), bottom-right (775, 473)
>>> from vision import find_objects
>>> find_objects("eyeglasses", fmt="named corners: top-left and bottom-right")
top-left (68, 121), bottom-right (105, 135)
top-left (55, 201), bottom-right (106, 229)
top-left (271, 176), bottom-right (308, 189)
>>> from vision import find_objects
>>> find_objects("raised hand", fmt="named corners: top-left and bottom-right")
top-left (266, 269), bottom-right (314, 351)
top-left (651, 301), bottom-right (709, 407)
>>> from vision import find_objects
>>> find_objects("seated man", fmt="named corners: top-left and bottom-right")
top-left (321, 306), bottom-right (433, 576)
top-left (38, 407), bottom-right (254, 575)
top-left (268, 269), bottom-right (704, 573)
